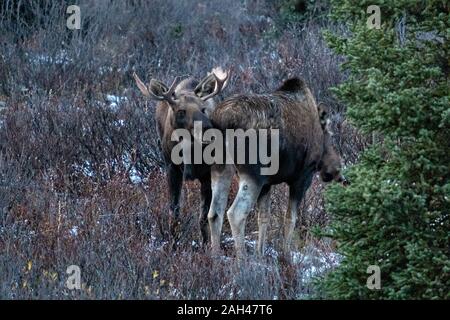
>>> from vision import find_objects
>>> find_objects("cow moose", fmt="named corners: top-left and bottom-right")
top-left (133, 68), bottom-right (229, 245)
top-left (207, 78), bottom-right (347, 257)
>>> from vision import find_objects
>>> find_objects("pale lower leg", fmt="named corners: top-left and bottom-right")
top-left (208, 165), bottom-right (233, 253)
top-left (256, 186), bottom-right (271, 256)
top-left (227, 176), bottom-right (262, 257)
top-left (283, 193), bottom-right (299, 255)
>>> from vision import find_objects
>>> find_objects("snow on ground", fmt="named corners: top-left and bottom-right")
top-left (106, 94), bottom-right (128, 112)
top-left (27, 50), bottom-right (72, 66)
top-left (128, 167), bottom-right (142, 184)
top-left (71, 151), bottom-right (142, 183)
top-left (161, 235), bottom-right (340, 299)
top-left (218, 236), bottom-right (340, 299)
top-left (0, 101), bottom-right (6, 129)
top-left (72, 160), bottom-right (95, 177)
top-left (69, 226), bottom-right (79, 237)
top-left (121, 153), bottom-right (142, 184)
top-left (292, 245), bottom-right (341, 283)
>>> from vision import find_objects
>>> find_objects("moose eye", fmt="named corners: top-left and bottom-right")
top-left (201, 108), bottom-right (207, 114)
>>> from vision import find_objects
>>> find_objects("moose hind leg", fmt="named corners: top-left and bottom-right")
top-left (227, 175), bottom-right (262, 257)
top-left (256, 185), bottom-right (271, 256)
top-left (208, 164), bottom-right (233, 253)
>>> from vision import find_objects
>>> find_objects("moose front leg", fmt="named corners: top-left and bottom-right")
top-left (284, 173), bottom-right (313, 256)
top-left (283, 190), bottom-right (299, 256)
top-left (256, 185), bottom-right (272, 256)
top-left (199, 175), bottom-right (212, 246)
top-left (167, 164), bottom-right (183, 241)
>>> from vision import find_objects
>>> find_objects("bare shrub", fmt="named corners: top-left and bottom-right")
top-left (0, 0), bottom-right (364, 299)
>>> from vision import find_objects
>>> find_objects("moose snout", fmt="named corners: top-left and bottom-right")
top-left (337, 174), bottom-right (350, 186)
top-left (202, 118), bottom-right (213, 131)
top-left (198, 116), bottom-right (214, 144)
top-left (322, 172), bottom-right (334, 183)
top-left (202, 121), bottom-right (214, 144)
top-left (191, 116), bottom-right (214, 145)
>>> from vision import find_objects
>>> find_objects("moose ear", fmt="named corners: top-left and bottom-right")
top-left (317, 102), bottom-right (329, 129)
top-left (148, 79), bottom-right (169, 100)
top-left (133, 72), bottom-right (151, 97)
top-left (317, 102), bottom-right (329, 119)
top-left (133, 72), bottom-right (172, 101)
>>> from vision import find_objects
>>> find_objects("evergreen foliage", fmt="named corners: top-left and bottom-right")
top-left (320, 1), bottom-right (449, 299)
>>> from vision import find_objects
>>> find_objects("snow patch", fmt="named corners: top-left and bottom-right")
top-left (69, 226), bottom-right (79, 237)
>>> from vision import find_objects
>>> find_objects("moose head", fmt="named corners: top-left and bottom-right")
top-left (317, 103), bottom-right (349, 186)
top-left (133, 67), bottom-right (229, 136)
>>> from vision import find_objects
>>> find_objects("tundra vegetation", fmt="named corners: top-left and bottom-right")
top-left (0, 0), bottom-right (445, 300)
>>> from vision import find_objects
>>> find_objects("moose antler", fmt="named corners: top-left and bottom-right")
top-left (150, 76), bottom-right (180, 105)
top-left (133, 72), bottom-right (180, 105)
top-left (196, 67), bottom-right (230, 101)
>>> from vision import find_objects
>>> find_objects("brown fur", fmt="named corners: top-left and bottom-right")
top-left (134, 69), bottom-right (229, 246)
top-left (155, 79), bottom-right (215, 165)
top-left (211, 77), bottom-right (329, 184)
top-left (208, 77), bottom-right (345, 256)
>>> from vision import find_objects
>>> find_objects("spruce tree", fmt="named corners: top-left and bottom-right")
top-left (320, 1), bottom-right (449, 299)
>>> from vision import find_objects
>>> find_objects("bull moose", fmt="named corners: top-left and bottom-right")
top-left (207, 77), bottom-right (347, 257)
top-left (133, 68), bottom-right (229, 245)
